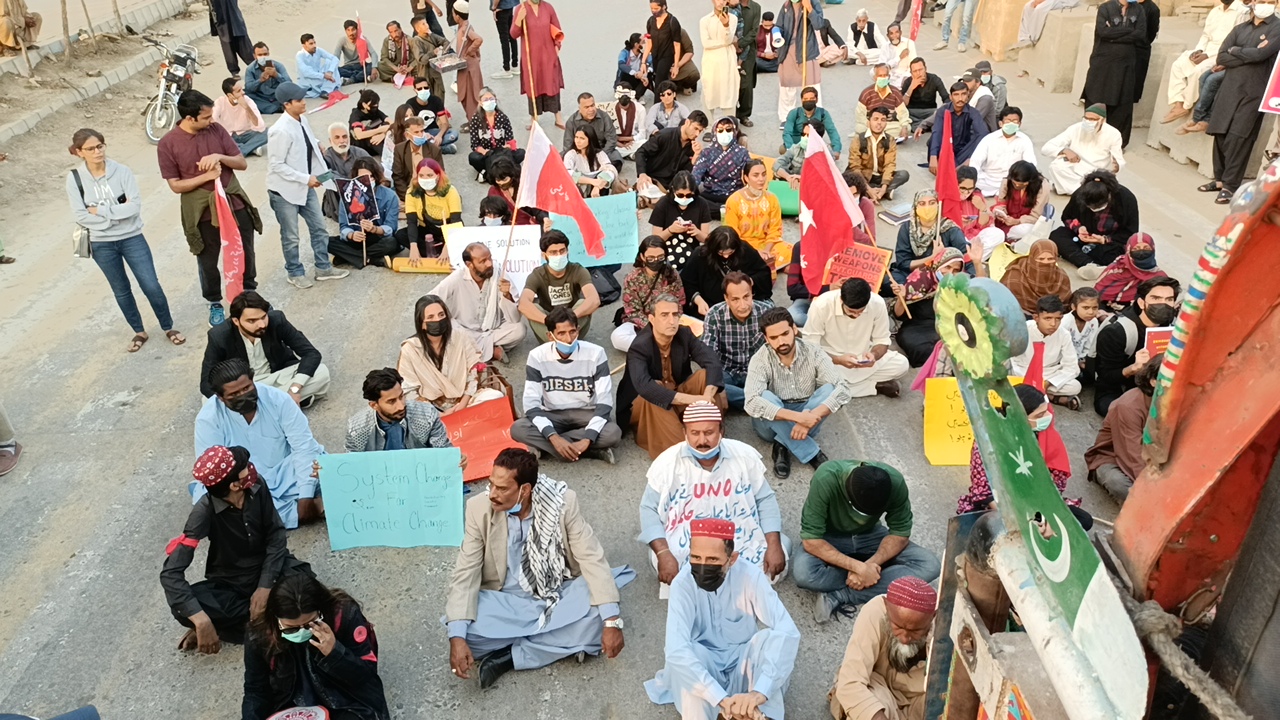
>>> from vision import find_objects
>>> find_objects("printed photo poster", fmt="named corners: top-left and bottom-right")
top-left (337, 175), bottom-right (380, 225)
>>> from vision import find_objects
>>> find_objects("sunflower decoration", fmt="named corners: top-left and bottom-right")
top-left (935, 275), bottom-right (1026, 380)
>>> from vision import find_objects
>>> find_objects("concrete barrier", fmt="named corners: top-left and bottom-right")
top-left (1134, 37), bottom-right (1188, 129)
top-left (1017, 7), bottom-right (1095, 93)
top-left (973, 0), bottom-right (1024, 61)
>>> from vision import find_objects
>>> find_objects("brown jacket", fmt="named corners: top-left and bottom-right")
top-left (829, 595), bottom-right (927, 720)
top-left (845, 131), bottom-right (898, 186)
top-left (445, 488), bottom-right (619, 623)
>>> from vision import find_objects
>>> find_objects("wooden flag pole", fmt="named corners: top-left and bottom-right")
top-left (520, 0), bottom-right (540, 121)
top-left (800, 9), bottom-right (807, 88)
top-left (6, 0), bottom-right (34, 74)
top-left (78, 0), bottom-right (98, 51)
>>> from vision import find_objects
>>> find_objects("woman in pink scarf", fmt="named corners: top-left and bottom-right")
top-left (1093, 232), bottom-right (1167, 310)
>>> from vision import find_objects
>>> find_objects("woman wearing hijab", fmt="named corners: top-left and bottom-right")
top-left (1092, 232), bottom-right (1167, 311)
top-left (890, 247), bottom-right (969, 366)
top-left (892, 188), bottom-right (971, 283)
top-left (1000, 239), bottom-right (1072, 316)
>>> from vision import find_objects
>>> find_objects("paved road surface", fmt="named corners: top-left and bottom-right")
top-left (0, 0), bottom-right (1232, 717)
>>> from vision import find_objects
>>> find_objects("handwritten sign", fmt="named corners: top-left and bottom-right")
top-left (555, 191), bottom-right (641, 268)
top-left (924, 376), bottom-right (1022, 466)
top-left (440, 398), bottom-right (525, 482)
top-left (987, 243), bottom-right (1025, 283)
top-left (319, 448), bottom-right (464, 550)
top-left (1144, 326), bottom-right (1173, 356)
top-left (826, 243), bottom-right (892, 289)
top-left (444, 225), bottom-right (545, 291)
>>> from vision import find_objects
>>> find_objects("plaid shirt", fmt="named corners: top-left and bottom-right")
top-left (700, 300), bottom-right (771, 378)
top-left (743, 339), bottom-right (853, 420)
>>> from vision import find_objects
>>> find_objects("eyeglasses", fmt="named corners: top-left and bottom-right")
top-left (674, 193), bottom-right (694, 199)
top-left (82, 143), bottom-right (106, 152)
top-left (279, 612), bottom-right (323, 633)
top-left (661, 91), bottom-right (675, 97)
top-left (643, 254), bottom-right (667, 262)
top-left (958, 185), bottom-right (976, 193)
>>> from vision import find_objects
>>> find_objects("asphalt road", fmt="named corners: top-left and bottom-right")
top-left (0, 0), bottom-right (1235, 717)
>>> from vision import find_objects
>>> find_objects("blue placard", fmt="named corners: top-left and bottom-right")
top-left (556, 191), bottom-right (642, 268)
top-left (318, 448), bottom-right (464, 550)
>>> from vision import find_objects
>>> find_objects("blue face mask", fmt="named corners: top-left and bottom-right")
top-left (507, 503), bottom-right (523, 515)
top-left (411, 134), bottom-right (428, 147)
top-left (281, 626), bottom-right (313, 644)
top-left (1033, 412), bottom-right (1053, 433)
top-left (554, 339), bottom-right (579, 355)
top-left (417, 88), bottom-right (431, 102)
top-left (689, 444), bottom-right (721, 461)
top-left (547, 255), bottom-right (569, 272)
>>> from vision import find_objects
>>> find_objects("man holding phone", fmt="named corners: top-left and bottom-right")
top-left (266, 82), bottom-right (349, 290)
top-left (801, 278), bottom-right (910, 399)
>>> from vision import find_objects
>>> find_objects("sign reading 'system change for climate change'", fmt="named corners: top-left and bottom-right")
top-left (318, 448), bottom-right (464, 550)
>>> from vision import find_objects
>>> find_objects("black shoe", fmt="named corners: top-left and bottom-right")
top-left (772, 442), bottom-right (791, 479)
top-left (738, 117), bottom-right (754, 127)
top-left (808, 451), bottom-right (830, 470)
top-left (478, 646), bottom-right (515, 689)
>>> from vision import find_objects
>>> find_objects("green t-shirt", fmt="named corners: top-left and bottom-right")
top-left (799, 460), bottom-right (914, 540)
top-left (524, 263), bottom-right (592, 312)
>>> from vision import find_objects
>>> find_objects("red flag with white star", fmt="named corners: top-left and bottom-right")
top-left (799, 130), bottom-right (865, 295)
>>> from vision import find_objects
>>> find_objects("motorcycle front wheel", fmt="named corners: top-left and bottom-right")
top-left (145, 93), bottom-right (177, 144)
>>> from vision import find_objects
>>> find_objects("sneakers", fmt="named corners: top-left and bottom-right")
top-left (315, 267), bottom-right (350, 281)
top-left (933, 41), bottom-right (948, 50)
top-left (587, 447), bottom-right (617, 465)
top-left (441, 143), bottom-right (458, 155)
top-left (1077, 263), bottom-right (1106, 281)
top-left (958, 43), bottom-right (967, 52)
top-left (287, 274), bottom-right (315, 289)
top-left (208, 302), bottom-right (226, 326)
top-left (808, 450), bottom-right (830, 470)
top-left (493, 69), bottom-right (514, 79)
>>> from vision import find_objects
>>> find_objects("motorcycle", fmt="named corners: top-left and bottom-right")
top-left (142, 37), bottom-right (200, 144)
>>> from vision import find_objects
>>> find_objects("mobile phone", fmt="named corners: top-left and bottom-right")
top-left (316, 171), bottom-right (335, 184)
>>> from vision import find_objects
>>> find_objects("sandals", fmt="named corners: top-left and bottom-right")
top-left (0, 255), bottom-right (14, 264)
top-left (1197, 182), bottom-right (1221, 193)
top-left (166, 330), bottom-right (186, 346)
top-left (1215, 189), bottom-right (1233, 205)
top-left (1050, 395), bottom-right (1081, 411)
top-left (128, 333), bottom-right (148, 353)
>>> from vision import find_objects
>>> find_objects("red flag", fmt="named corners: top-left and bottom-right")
top-left (935, 109), bottom-right (964, 227)
top-left (515, 123), bottom-right (606, 258)
top-left (1021, 342), bottom-right (1072, 474)
top-left (910, 0), bottom-right (924, 41)
top-left (355, 14), bottom-right (370, 65)
top-left (214, 178), bottom-right (245, 303)
top-left (799, 130), bottom-right (865, 295)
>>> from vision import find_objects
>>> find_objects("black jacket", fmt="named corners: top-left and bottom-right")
top-left (635, 126), bottom-right (695, 187)
top-left (1094, 305), bottom-right (1146, 401)
top-left (679, 244), bottom-right (773, 317)
top-left (201, 310), bottom-right (323, 397)
top-left (242, 599), bottom-right (389, 720)
top-left (616, 325), bottom-right (724, 430)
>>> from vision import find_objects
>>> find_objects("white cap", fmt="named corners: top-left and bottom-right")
top-left (454, 0), bottom-right (470, 11)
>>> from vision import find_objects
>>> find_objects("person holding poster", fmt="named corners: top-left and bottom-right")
top-left (434, 242), bottom-right (527, 362)
top-left (445, 449), bottom-right (632, 689)
top-left (891, 247), bottom-right (967, 366)
top-left (344, 367), bottom-right (455, 453)
top-left (332, 158), bottom-right (401, 269)
top-left (803, 279), bottom-right (909, 399)
top-left (398, 295), bottom-right (505, 413)
top-left (1092, 276), bottom-right (1178, 415)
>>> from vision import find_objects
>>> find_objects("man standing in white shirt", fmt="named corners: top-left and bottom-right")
top-left (1161, 0), bottom-right (1248, 124)
top-left (803, 278), bottom-right (910, 399)
top-left (1011, 295), bottom-right (1082, 405)
top-left (266, 82), bottom-right (349, 289)
top-left (968, 106), bottom-right (1037, 197)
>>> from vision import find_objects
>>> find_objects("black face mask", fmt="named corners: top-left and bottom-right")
top-left (1143, 302), bottom-right (1177, 327)
top-left (425, 320), bottom-right (446, 337)
top-left (690, 562), bottom-right (727, 592)
top-left (206, 480), bottom-right (234, 499)
top-left (225, 388), bottom-right (259, 414)
top-left (618, 94), bottom-right (632, 107)
top-left (645, 258), bottom-right (666, 272)
top-left (802, 100), bottom-right (818, 112)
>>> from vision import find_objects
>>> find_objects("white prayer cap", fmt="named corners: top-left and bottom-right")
top-left (454, 0), bottom-right (470, 11)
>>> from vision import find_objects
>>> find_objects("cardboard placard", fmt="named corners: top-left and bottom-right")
top-left (826, 243), bottom-right (892, 289)
top-left (923, 376), bottom-right (1022, 466)
top-left (553, 191), bottom-right (642, 268)
top-left (440, 398), bottom-right (525, 482)
top-left (1143, 326), bottom-right (1173, 356)
top-left (318, 448), bottom-right (464, 550)
top-left (443, 225), bottom-right (545, 290)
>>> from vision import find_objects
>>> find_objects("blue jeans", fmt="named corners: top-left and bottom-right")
top-left (751, 384), bottom-right (835, 463)
top-left (428, 126), bottom-right (460, 152)
top-left (724, 371), bottom-right (748, 410)
top-left (793, 523), bottom-right (943, 607)
top-left (789, 298), bottom-right (811, 327)
top-left (941, 0), bottom-right (978, 44)
top-left (268, 189), bottom-right (333, 277)
top-left (90, 234), bottom-right (173, 333)
top-left (231, 130), bottom-right (267, 157)
top-left (1193, 70), bottom-right (1224, 123)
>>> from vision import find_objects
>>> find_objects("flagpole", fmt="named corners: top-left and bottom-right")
top-left (800, 8), bottom-right (808, 88)
top-left (520, 0), bottom-right (540, 121)
top-left (482, 122), bottom-right (538, 335)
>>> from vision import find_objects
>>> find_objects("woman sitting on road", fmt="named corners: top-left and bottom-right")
top-left (397, 295), bottom-right (504, 414)
top-left (993, 160), bottom-right (1050, 242)
top-left (1092, 232), bottom-right (1169, 312)
top-left (891, 188), bottom-right (972, 284)
top-left (1000, 239), bottom-right (1072, 317)
top-left (468, 87), bottom-right (525, 181)
top-left (613, 236), bottom-right (686, 352)
top-left (397, 159), bottom-right (462, 262)
top-left (648, 171), bottom-right (714, 275)
top-left (890, 247), bottom-right (972, 367)
top-left (680, 225), bottom-right (774, 318)
top-left (723, 158), bottom-right (784, 273)
top-left (486, 157), bottom-right (551, 228)
top-left (563, 124), bottom-right (621, 197)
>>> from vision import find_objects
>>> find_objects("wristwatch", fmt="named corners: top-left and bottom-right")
top-left (604, 617), bottom-right (625, 630)
top-left (289, 384), bottom-right (303, 395)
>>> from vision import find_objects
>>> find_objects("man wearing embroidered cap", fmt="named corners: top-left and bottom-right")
top-left (829, 577), bottom-right (936, 720)
top-left (646, 517), bottom-right (800, 720)
top-left (641, 401), bottom-right (789, 594)
top-left (160, 445), bottom-right (312, 655)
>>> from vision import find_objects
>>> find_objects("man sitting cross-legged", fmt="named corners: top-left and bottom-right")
top-left (445, 449), bottom-right (633, 689)
top-left (745, 307), bottom-right (854, 479)
top-left (345, 367), bottom-right (460, 456)
top-left (510, 307), bottom-right (623, 464)
top-left (161, 445), bottom-right (313, 655)
top-left (434, 241), bottom-right (526, 363)
top-left (699, 271), bottom-right (769, 410)
top-left (645, 518), bottom-right (801, 720)
top-left (803, 279), bottom-right (910, 400)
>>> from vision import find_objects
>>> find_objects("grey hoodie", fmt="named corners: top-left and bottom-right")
top-left (65, 158), bottom-right (144, 243)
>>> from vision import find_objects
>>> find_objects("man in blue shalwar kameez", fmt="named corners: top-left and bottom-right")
top-left (646, 518), bottom-right (800, 720)
top-left (295, 33), bottom-right (343, 99)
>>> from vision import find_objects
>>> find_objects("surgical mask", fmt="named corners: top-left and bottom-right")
top-left (916, 205), bottom-right (939, 222)
top-left (481, 216), bottom-right (504, 226)
top-left (257, 56), bottom-right (270, 66)
top-left (417, 89), bottom-right (431, 102)
top-left (418, 177), bottom-right (437, 191)
top-left (689, 444), bottom-right (721, 461)
top-left (798, 136), bottom-right (809, 150)
top-left (716, 130), bottom-right (734, 146)
top-left (424, 320), bottom-right (446, 336)
top-left (1082, 119), bottom-right (1099, 133)
top-left (689, 562), bottom-right (728, 592)
top-left (1087, 204), bottom-right (1108, 213)
top-left (481, 99), bottom-right (497, 112)
top-left (1033, 413), bottom-right (1053, 433)
top-left (981, 73), bottom-right (991, 84)
top-left (554, 339), bottom-right (579, 355)
top-left (1130, 249), bottom-right (1156, 269)
top-left (645, 258), bottom-right (666, 272)
top-left (225, 388), bottom-right (259, 414)
top-left (411, 134), bottom-right (428, 147)
top-left (1144, 302), bottom-right (1177, 326)
top-left (547, 255), bottom-right (569, 272)
top-left (801, 100), bottom-right (817, 112)
top-left (674, 196), bottom-right (694, 207)
top-left (281, 626), bottom-right (313, 644)
top-left (507, 503), bottom-right (523, 515)
top-left (875, 77), bottom-right (890, 89)
top-left (1257, 2), bottom-right (1276, 16)
top-left (1002, 122), bottom-right (1019, 136)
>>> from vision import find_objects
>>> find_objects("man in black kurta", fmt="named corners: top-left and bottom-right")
top-left (737, 0), bottom-right (764, 126)
top-left (1207, 5), bottom-right (1280, 200)
top-left (1133, 0), bottom-right (1161, 104)
top-left (1081, 0), bottom-right (1147, 147)
top-left (208, 0), bottom-right (253, 75)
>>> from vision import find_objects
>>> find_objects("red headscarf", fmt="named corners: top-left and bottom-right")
top-left (1093, 233), bottom-right (1167, 305)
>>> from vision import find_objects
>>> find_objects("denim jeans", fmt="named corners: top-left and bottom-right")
top-left (792, 523), bottom-right (943, 607)
top-left (231, 130), bottom-right (268, 157)
top-left (428, 126), bottom-right (460, 151)
top-left (269, 189), bottom-right (333, 277)
top-left (724, 371), bottom-right (748, 410)
top-left (1193, 70), bottom-right (1224, 123)
top-left (941, 0), bottom-right (979, 44)
top-left (90, 234), bottom-right (174, 333)
top-left (788, 299), bottom-right (811, 327)
top-left (751, 384), bottom-right (835, 463)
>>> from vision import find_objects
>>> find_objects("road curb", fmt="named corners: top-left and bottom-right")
top-left (0, 3), bottom-right (205, 145)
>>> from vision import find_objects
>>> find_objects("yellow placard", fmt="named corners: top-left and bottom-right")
top-left (987, 243), bottom-right (1025, 283)
top-left (390, 257), bottom-right (453, 273)
top-left (923, 376), bottom-right (1023, 466)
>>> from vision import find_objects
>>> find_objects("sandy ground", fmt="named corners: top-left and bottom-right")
top-left (0, 0), bottom-right (1240, 717)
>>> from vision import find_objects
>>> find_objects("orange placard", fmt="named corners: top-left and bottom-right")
top-left (825, 243), bottom-right (892, 289)
top-left (440, 399), bottom-right (525, 482)
top-left (1144, 327), bottom-right (1173, 356)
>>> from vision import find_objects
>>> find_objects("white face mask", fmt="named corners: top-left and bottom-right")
top-left (1256, 2), bottom-right (1276, 16)
top-left (418, 178), bottom-right (437, 191)
top-left (1081, 119), bottom-right (1100, 133)
top-left (716, 131), bottom-right (734, 146)
top-left (481, 99), bottom-right (497, 113)
top-left (481, 216), bottom-right (503, 226)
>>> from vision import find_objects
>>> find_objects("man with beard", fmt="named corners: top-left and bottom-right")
top-left (645, 518), bottom-right (800, 720)
top-left (829, 577), bottom-right (936, 720)
top-left (199, 291), bottom-right (328, 405)
top-left (161, 445), bottom-right (313, 655)
top-left (433, 242), bottom-right (526, 363)
top-left (195, 358), bottom-right (327, 528)
top-left (345, 367), bottom-right (458, 454)
top-left (1092, 277), bottom-right (1179, 416)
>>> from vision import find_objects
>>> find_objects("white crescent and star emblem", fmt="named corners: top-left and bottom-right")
top-left (798, 201), bottom-right (816, 235)
top-left (1029, 513), bottom-right (1073, 583)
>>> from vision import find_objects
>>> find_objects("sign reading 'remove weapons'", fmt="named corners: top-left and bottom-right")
top-left (318, 448), bottom-right (464, 550)
top-left (826, 244), bottom-right (893, 289)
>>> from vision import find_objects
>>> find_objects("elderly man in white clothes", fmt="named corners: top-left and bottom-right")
top-left (1161, 0), bottom-right (1250, 125)
top-left (433, 241), bottom-right (526, 363)
top-left (968, 106), bottom-right (1037, 197)
top-left (640, 401), bottom-right (790, 597)
top-left (803, 278), bottom-right (910, 399)
top-left (1040, 104), bottom-right (1125, 195)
